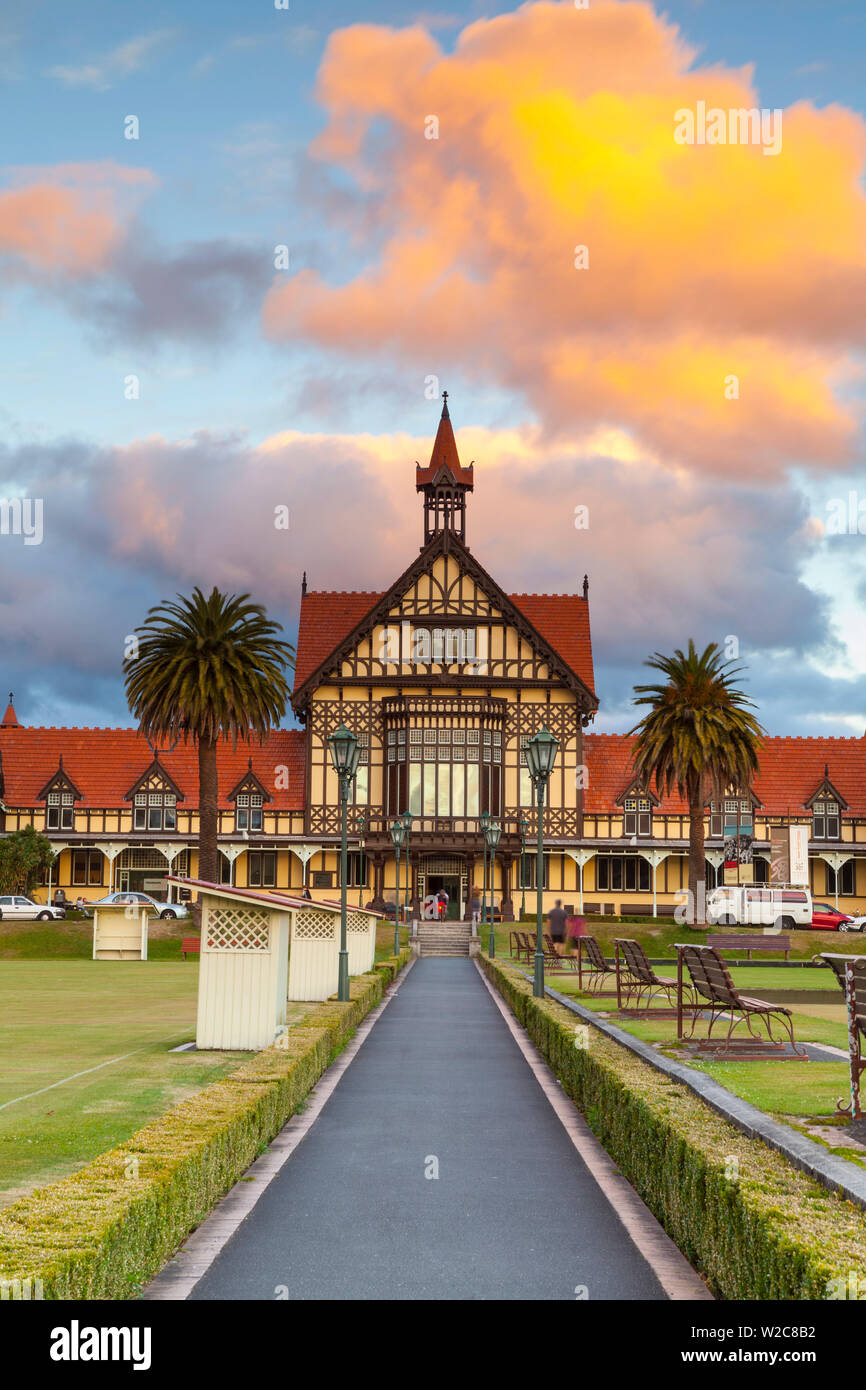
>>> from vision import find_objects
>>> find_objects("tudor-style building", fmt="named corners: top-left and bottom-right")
top-left (2, 399), bottom-right (866, 918)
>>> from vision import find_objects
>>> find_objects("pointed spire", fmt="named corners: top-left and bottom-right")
top-left (582, 574), bottom-right (589, 600)
top-left (301, 571), bottom-right (307, 598)
top-left (1, 693), bottom-right (18, 728)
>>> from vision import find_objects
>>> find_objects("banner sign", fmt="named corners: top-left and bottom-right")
top-left (788, 825), bottom-right (810, 885)
top-left (770, 827), bottom-right (789, 884)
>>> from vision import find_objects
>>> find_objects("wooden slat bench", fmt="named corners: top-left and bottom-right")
top-left (706, 933), bottom-right (791, 961)
top-left (543, 934), bottom-right (578, 972)
top-left (181, 936), bottom-right (201, 960)
top-left (676, 942), bottom-right (806, 1059)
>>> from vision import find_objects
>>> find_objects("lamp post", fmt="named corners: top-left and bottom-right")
top-left (401, 809), bottom-right (413, 934)
top-left (479, 810), bottom-right (491, 940)
top-left (484, 819), bottom-right (502, 957)
top-left (526, 727), bottom-right (559, 999)
top-left (327, 723), bottom-right (361, 1003)
top-left (357, 813), bottom-right (366, 910)
top-left (390, 820), bottom-right (405, 957)
top-left (519, 814), bottom-right (528, 918)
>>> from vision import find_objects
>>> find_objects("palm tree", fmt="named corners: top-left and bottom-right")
top-left (124, 587), bottom-right (295, 885)
top-left (629, 640), bottom-right (764, 927)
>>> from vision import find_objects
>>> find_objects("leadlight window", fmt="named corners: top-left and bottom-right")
top-left (813, 799), bottom-right (840, 840)
top-left (46, 791), bottom-right (74, 830)
top-left (134, 791), bottom-right (177, 831)
top-left (236, 792), bottom-right (263, 832)
top-left (388, 726), bottom-right (501, 819)
top-left (72, 848), bottom-right (103, 886)
top-left (623, 795), bottom-right (652, 838)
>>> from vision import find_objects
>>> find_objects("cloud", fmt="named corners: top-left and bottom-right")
top-left (1, 419), bottom-right (853, 733)
top-left (49, 29), bottom-right (175, 90)
top-left (262, 0), bottom-right (866, 481)
top-left (0, 162), bottom-right (155, 276)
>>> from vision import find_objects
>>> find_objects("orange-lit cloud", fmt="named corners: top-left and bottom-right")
top-left (0, 162), bottom-right (154, 275)
top-left (263, 0), bottom-right (866, 479)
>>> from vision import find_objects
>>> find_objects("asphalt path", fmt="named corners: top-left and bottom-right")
top-left (190, 958), bottom-right (669, 1300)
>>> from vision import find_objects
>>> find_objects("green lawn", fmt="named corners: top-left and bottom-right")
top-left (497, 917), bottom-right (866, 963)
top-left (0, 917), bottom-right (404, 1207)
top-left (493, 941), bottom-right (862, 1158)
top-left (0, 960), bottom-right (250, 1206)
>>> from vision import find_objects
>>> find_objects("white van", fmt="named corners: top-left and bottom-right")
top-left (706, 884), bottom-right (812, 931)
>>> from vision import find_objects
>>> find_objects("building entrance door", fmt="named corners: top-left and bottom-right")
top-left (425, 874), bottom-right (462, 920)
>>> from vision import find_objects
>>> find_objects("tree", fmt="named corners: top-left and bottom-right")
top-left (629, 640), bottom-right (764, 927)
top-left (0, 826), bottom-right (56, 896)
top-left (124, 587), bottom-right (295, 885)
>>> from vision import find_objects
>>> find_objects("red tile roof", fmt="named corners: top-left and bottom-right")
top-left (415, 400), bottom-right (474, 488)
top-left (0, 726), bottom-right (306, 810)
top-left (293, 589), bottom-right (595, 694)
top-left (584, 732), bottom-right (866, 817)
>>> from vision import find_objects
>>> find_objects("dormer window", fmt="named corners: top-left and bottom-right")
top-left (813, 799), bottom-right (840, 840)
top-left (623, 795), bottom-right (652, 837)
top-left (46, 791), bottom-right (74, 830)
top-left (134, 791), bottom-right (177, 831)
top-left (710, 798), bottom-right (753, 838)
top-left (236, 793), bottom-right (263, 832)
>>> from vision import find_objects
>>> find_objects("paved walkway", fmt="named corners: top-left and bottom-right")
top-left (187, 959), bottom-right (682, 1300)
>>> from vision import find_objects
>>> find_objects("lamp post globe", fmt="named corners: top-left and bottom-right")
top-left (327, 724), bottom-right (360, 1002)
top-left (525, 727), bottom-right (559, 999)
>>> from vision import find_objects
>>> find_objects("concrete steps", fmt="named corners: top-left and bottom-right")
top-left (416, 921), bottom-right (475, 957)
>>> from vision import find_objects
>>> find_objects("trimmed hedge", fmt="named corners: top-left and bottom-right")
top-left (0, 953), bottom-right (411, 1300)
top-left (481, 954), bottom-right (866, 1300)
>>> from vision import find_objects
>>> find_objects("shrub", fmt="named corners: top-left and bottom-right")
top-left (0, 963), bottom-right (407, 1300)
top-left (481, 954), bottom-right (866, 1299)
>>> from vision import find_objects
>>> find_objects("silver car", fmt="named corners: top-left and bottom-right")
top-left (83, 891), bottom-right (190, 921)
top-left (0, 895), bottom-right (66, 921)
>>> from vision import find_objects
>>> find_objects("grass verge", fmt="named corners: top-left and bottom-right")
top-left (481, 953), bottom-right (866, 1299)
top-left (0, 950), bottom-right (411, 1299)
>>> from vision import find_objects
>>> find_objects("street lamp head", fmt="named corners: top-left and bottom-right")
top-left (327, 723), bottom-right (360, 779)
top-left (525, 726), bottom-right (559, 783)
top-left (519, 815), bottom-right (529, 836)
top-left (390, 820), bottom-right (406, 848)
top-left (484, 820), bottom-right (502, 850)
top-left (479, 810), bottom-right (491, 830)
top-left (401, 809), bottom-right (413, 831)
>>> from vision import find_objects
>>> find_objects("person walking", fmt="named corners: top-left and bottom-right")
top-left (470, 891), bottom-right (481, 933)
top-left (547, 899), bottom-right (567, 944)
top-left (437, 888), bottom-right (449, 921)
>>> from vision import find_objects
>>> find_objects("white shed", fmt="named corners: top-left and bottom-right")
top-left (169, 879), bottom-right (382, 1051)
top-left (92, 903), bottom-right (149, 961)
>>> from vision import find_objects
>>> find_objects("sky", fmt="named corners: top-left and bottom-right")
top-left (0, 0), bottom-right (864, 736)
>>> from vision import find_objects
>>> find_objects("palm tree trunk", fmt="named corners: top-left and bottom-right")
top-left (198, 735), bottom-right (219, 884)
top-left (688, 773), bottom-right (706, 927)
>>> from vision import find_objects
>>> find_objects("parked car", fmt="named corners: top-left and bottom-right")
top-left (706, 885), bottom-right (812, 930)
top-left (810, 901), bottom-right (854, 931)
top-left (82, 891), bottom-right (190, 921)
top-left (840, 913), bottom-right (866, 933)
top-left (0, 895), bottom-right (67, 921)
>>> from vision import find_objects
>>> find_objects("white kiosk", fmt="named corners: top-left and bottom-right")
top-left (92, 902), bottom-right (149, 961)
top-left (170, 879), bottom-right (382, 1051)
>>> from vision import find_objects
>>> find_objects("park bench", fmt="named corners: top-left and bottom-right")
top-left (576, 935), bottom-right (616, 996)
top-left (181, 936), bottom-right (201, 960)
top-left (675, 942), bottom-right (806, 1059)
top-left (614, 937), bottom-right (692, 1012)
top-left (818, 953), bottom-right (866, 1119)
top-left (543, 933), bottom-right (579, 972)
top-left (509, 929), bottom-right (532, 962)
top-left (706, 933), bottom-right (791, 961)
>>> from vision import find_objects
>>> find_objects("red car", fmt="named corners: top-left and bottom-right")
top-left (810, 902), bottom-right (853, 931)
